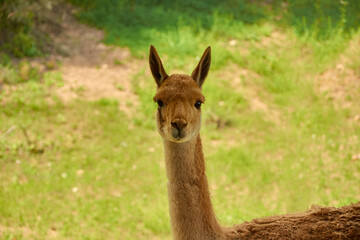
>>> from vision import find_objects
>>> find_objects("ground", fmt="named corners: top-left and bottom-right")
top-left (1, 2), bottom-right (360, 240)
top-left (41, 3), bottom-right (140, 116)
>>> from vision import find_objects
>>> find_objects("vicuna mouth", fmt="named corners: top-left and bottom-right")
top-left (170, 127), bottom-right (187, 141)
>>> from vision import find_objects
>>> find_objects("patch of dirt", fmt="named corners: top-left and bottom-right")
top-left (315, 35), bottom-right (360, 112)
top-left (0, 225), bottom-right (35, 238)
top-left (218, 64), bottom-right (282, 124)
top-left (260, 30), bottom-right (289, 48)
top-left (41, 3), bottom-right (140, 116)
top-left (0, 224), bottom-right (59, 239)
top-left (316, 64), bottom-right (360, 111)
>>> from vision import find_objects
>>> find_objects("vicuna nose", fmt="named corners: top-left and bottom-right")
top-left (171, 118), bottom-right (187, 130)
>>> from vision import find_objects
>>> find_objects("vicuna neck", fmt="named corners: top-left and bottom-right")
top-left (163, 134), bottom-right (224, 240)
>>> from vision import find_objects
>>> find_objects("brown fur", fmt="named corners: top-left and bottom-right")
top-left (149, 45), bottom-right (360, 240)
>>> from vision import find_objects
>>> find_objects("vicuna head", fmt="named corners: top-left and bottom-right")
top-left (149, 45), bottom-right (211, 143)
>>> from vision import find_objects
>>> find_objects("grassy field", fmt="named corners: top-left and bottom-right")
top-left (1, 1), bottom-right (360, 239)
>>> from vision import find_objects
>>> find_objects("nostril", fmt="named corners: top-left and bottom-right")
top-left (171, 119), bottom-right (187, 129)
top-left (171, 121), bottom-right (178, 128)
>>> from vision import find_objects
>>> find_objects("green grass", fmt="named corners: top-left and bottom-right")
top-left (0, 75), bottom-right (170, 239)
top-left (1, 1), bottom-right (360, 239)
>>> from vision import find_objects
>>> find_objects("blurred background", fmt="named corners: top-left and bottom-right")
top-left (1, 0), bottom-right (360, 239)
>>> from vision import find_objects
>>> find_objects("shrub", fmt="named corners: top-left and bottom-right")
top-left (0, 0), bottom-right (57, 57)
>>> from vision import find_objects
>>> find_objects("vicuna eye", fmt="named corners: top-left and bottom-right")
top-left (157, 100), bottom-right (164, 108)
top-left (194, 101), bottom-right (202, 109)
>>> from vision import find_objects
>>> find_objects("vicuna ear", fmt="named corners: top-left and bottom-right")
top-left (191, 46), bottom-right (211, 88)
top-left (149, 45), bottom-right (168, 87)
